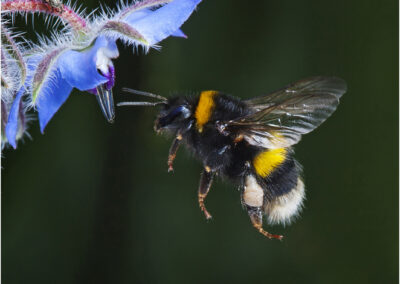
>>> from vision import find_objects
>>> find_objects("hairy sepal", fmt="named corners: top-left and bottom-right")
top-left (31, 46), bottom-right (68, 105)
top-left (99, 20), bottom-right (149, 47)
top-left (1, 24), bottom-right (27, 88)
top-left (117, 0), bottom-right (171, 20)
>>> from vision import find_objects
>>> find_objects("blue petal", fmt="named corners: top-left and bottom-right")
top-left (58, 36), bottom-right (117, 91)
top-left (36, 69), bottom-right (73, 132)
top-left (124, 8), bottom-right (152, 22)
top-left (123, 8), bottom-right (187, 39)
top-left (172, 29), bottom-right (187, 38)
top-left (5, 87), bottom-right (25, 149)
top-left (125, 0), bottom-right (201, 45)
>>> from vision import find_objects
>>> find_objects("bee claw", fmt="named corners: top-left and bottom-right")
top-left (203, 210), bottom-right (213, 220)
top-left (248, 208), bottom-right (283, 240)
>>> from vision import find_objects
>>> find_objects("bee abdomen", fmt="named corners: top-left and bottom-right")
top-left (252, 148), bottom-right (299, 197)
top-left (264, 177), bottom-right (305, 225)
top-left (249, 148), bottom-right (305, 225)
top-left (253, 148), bottom-right (287, 178)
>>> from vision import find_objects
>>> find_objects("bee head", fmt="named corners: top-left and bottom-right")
top-left (154, 97), bottom-right (192, 133)
top-left (118, 89), bottom-right (192, 134)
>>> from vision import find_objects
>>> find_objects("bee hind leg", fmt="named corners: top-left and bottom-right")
top-left (167, 134), bottom-right (182, 172)
top-left (247, 207), bottom-right (283, 240)
top-left (242, 175), bottom-right (283, 240)
top-left (198, 167), bottom-right (215, 220)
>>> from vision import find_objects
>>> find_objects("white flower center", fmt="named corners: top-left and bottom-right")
top-left (96, 47), bottom-right (119, 75)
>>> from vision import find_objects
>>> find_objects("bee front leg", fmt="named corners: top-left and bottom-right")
top-left (247, 207), bottom-right (283, 240)
top-left (167, 134), bottom-right (183, 172)
top-left (198, 167), bottom-right (215, 220)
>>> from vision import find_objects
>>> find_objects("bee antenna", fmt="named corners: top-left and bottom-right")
top-left (117, 101), bottom-right (165, 107)
top-left (122, 88), bottom-right (167, 102)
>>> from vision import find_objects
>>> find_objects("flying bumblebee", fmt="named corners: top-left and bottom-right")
top-left (119, 77), bottom-right (347, 240)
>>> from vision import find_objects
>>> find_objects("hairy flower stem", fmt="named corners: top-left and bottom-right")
top-left (1, 0), bottom-right (87, 32)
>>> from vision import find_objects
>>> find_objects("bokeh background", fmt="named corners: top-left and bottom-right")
top-left (2, 0), bottom-right (398, 283)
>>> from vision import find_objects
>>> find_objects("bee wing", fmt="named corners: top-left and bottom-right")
top-left (222, 77), bottom-right (347, 149)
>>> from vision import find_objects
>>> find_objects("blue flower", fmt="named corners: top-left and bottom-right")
top-left (35, 35), bottom-right (118, 131)
top-left (3, 0), bottom-right (201, 148)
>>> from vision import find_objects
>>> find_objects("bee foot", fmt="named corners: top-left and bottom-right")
top-left (248, 208), bottom-right (283, 240)
top-left (202, 209), bottom-right (212, 220)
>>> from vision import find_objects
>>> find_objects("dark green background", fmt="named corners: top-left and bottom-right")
top-left (2, 0), bottom-right (398, 283)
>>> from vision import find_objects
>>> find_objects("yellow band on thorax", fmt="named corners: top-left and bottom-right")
top-left (195, 91), bottom-right (218, 132)
top-left (253, 148), bottom-right (287, 178)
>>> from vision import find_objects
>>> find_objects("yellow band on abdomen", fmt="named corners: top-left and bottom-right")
top-left (195, 91), bottom-right (218, 132)
top-left (253, 148), bottom-right (287, 178)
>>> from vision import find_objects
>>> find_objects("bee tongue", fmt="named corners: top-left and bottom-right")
top-left (95, 84), bottom-right (115, 123)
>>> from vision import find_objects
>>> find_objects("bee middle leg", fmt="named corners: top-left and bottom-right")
top-left (198, 167), bottom-right (215, 220)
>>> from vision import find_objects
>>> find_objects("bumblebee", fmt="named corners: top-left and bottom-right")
top-left (119, 77), bottom-right (347, 239)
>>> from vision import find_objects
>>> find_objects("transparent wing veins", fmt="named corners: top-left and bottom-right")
top-left (223, 76), bottom-right (347, 149)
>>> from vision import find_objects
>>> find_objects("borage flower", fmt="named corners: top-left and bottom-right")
top-left (1, 0), bottom-right (201, 148)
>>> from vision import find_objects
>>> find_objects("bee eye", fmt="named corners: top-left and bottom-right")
top-left (170, 105), bottom-right (185, 117)
top-left (175, 105), bottom-right (191, 118)
top-left (158, 105), bottom-right (190, 127)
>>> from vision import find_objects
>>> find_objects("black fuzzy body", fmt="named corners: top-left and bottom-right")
top-left (187, 94), bottom-right (254, 179)
top-left (158, 92), bottom-right (300, 201)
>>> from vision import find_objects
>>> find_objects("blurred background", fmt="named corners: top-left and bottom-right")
top-left (2, 0), bottom-right (398, 283)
